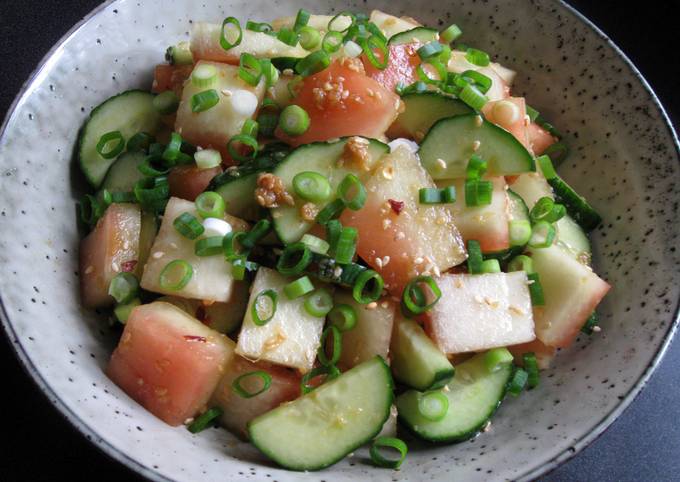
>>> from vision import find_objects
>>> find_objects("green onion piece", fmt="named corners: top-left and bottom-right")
top-left (245, 21), bottom-right (273, 33)
top-left (327, 11), bottom-right (355, 32)
top-left (295, 50), bottom-right (331, 76)
top-left (581, 311), bottom-right (599, 335)
top-left (108, 272), bottom-right (139, 304)
top-left (325, 219), bottom-right (342, 255)
top-left (260, 59), bottom-right (279, 88)
top-left (251, 289), bottom-right (278, 326)
top-left (419, 187), bottom-right (443, 204)
top-left (359, 35), bottom-right (389, 69)
top-left (337, 174), bottom-right (367, 210)
top-left (195, 191), bottom-right (226, 219)
top-left (544, 141), bottom-right (569, 165)
top-left (165, 41), bottom-right (194, 65)
top-left (441, 186), bottom-right (456, 203)
top-left (334, 227), bottom-right (358, 265)
top-left (417, 41), bottom-right (443, 60)
top-left (440, 24), bottom-right (462, 43)
top-left (417, 61), bottom-right (446, 84)
top-left (467, 239), bottom-right (484, 274)
top-left (239, 53), bottom-right (264, 86)
top-left (507, 254), bottom-right (534, 273)
top-left (220, 17), bottom-right (243, 51)
top-left (300, 365), bottom-right (341, 394)
top-left (278, 104), bottom-right (311, 136)
top-left (173, 212), bottom-right (205, 239)
top-left (328, 304), bottom-right (357, 332)
top-left (195, 236), bottom-right (224, 257)
top-left (523, 352), bottom-right (540, 389)
top-left (509, 220), bottom-right (532, 247)
top-left (370, 437), bottom-right (408, 469)
top-left (315, 198), bottom-right (346, 225)
top-left (293, 171), bottom-right (331, 202)
top-left (232, 371), bottom-right (273, 398)
top-left (277, 242), bottom-right (312, 275)
top-left (96, 131), bottom-right (125, 159)
top-left (318, 325), bottom-right (342, 366)
top-left (194, 148), bottom-right (222, 169)
top-left (298, 26), bottom-right (321, 50)
top-left (300, 234), bottom-right (330, 255)
top-left (322, 30), bottom-right (344, 53)
top-left (191, 63), bottom-right (218, 88)
top-left (528, 220), bottom-right (556, 248)
top-left (465, 48), bottom-right (490, 66)
top-left (507, 367), bottom-right (529, 396)
top-left (226, 134), bottom-right (258, 163)
top-left (438, 44), bottom-right (452, 64)
top-left (526, 105), bottom-right (540, 122)
top-left (402, 275), bottom-right (442, 315)
top-left (536, 154), bottom-right (558, 179)
top-left (529, 197), bottom-right (555, 223)
top-left (241, 118), bottom-right (259, 138)
top-left (229, 255), bottom-right (247, 280)
top-left (277, 27), bottom-right (299, 47)
top-left (461, 70), bottom-right (492, 94)
top-left (465, 179), bottom-right (493, 207)
top-left (241, 219), bottom-right (271, 249)
top-left (110, 191), bottom-right (136, 203)
top-left (223, 231), bottom-right (248, 260)
top-left (483, 347), bottom-right (513, 373)
top-left (304, 288), bottom-right (334, 317)
top-left (153, 90), bottom-right (180, 115)
top-left (113, 297), bottom-right (141, 324)
top-left (352, 269), bottom-right (384, 304)
top-left (187, 407), bottom-right (223, 434)
top-left (191, 89), bottom-right (220, 113)
top-left (162, 132), bottom-right (191, 165)
top-left (466, 154), bottom-right (487, 179)
top-left (283, 275), bottom-right (315, 300)
top-left (459, 82), bottom-right (488, 110)
top-left (138, 156), bottom-right (170, 177)
top-left (417, 391), bottom-right (449, 422)
top-left (126, 132), bottom-right (154, 152)
top-left (159, 259), bottom-right (193, 290)
top-left (293, 8), bottom-right (311, 31)
top-left (256, 111), bottom-right (279, 137)
top-left (480, 259), bottom-right (501, 273)
top-left (134, 176), bottom-right (170, 212)
top-left (527, 272), bottom-right (545, 306)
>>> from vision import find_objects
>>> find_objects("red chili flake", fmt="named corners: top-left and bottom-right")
top-left (121, 260), bottom-right (138, 272)
top-left (195, 305), bottom-right (212, 326)
top-left (183, 335), bottom-right (207, 343)
top-left (388, 199), bottom-right (404, 215)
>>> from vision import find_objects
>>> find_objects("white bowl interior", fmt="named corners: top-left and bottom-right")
top-left (0, 0), bottom-right (678, 481)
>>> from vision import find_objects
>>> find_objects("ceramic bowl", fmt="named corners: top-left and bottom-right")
top-left (0, 0), bottom-right (678, 480)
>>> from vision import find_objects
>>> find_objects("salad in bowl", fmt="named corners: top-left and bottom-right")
top-left (76, 8), bottom-right (610, 471)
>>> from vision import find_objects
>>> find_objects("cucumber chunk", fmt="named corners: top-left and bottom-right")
top-left (388, 92), bottom-right (472, 140)
top-left (79, 90), bottom-right (162, 188)
top-left (389, 27), bottom-right (439, 45)
top-left (390, 315), bottom-right (455, 391)
top-left (419, 114), bottom-right (535, 179)
top-left (271, 137), bottom-right (389, 244)
top-left (396, 351), bottom-right (512, 443)
top-left (100, 151), bottom-right (146, 193)
top-left (555, 215), bottom-right (591, 265)
top-left (248, 356), bottom-right (394, 471)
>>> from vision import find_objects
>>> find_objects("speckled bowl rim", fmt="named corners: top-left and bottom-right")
top-left (0, 1), bottom-right (678, 481)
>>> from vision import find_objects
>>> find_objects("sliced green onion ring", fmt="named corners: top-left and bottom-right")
top-left (295, 50), bottom-right (331, 77)
top-left (440, 24), bottom-right (462, 44)
top-left (507, 254), bottom-right (534, 273)
top-left (328, 304), bottom-right (357, 332)
top-left (293, 8), bottom-right (311, 31)
top-left (507, 367), bottom-right (529, 396)
top-left (227, 134), bottom-right (258, 163)
top-left (300, 234), bottom-right (330, 255)
top-left (194, 148), bottom-right (222, 169)
top-left (417, 391), bottom-right (449, 421)
top-left (191, 64), bottom-right (218, 88)
top-left (223, 231), bottom-right (248, 260)
top-left (466, 239), bottom-right (484, 274)
top-left (251, 289), bottom-right (278, 326)
top-left (195, 236), bottom-right (225, 257)
top-left (173, 212), bottom-right (205, 239)
top-left (126, 132), bottom-right (154, 152)
top-left (276, 242), bottom-right (312, 275)
top-left (159, 259), bottom-right (193, 290)
top-left (283, 275), bottom-right (314, 299)
top-left (108, 272), bottom-right (139, 304)
top-left (527, 272), bottom-right (545, 306)
top-left (293, 171), bottom-right (332, 202)
top-left (370, 437), bottom-right (408, 469)
top-left (402, 275), bottom-right (442, 315)
top-left (96, 131), bottom-right (125, 159)
top-left (317, 324), bottom-right (342, 366)
top-left (337, 174), bottom-right (367, 210)
top-left (278, 104), bottom-right (311, 136)
top-left (232, 371), bottom-right (273, 398)
top-left (191, 89), bottom-right (220, 113)
top-left (304, 288), bottom-right (334, 317)
top-left (220, 17), bottom-right (243, 51)
top-left (480, 259), bottom-right (501, 273)
top-left (360, 34), bottom-right (389, 70)
top-left (523, 352), bottom-right (540, 389)
top-left (315, 198), bottom-right (346, 225)
top-left (322, 31), bottom-right (344, 53)
top-left (239, 53), bottom-right (264, 86)
top-left (300, 365), bottom-right (341, 394)
top-left (509, 220), bottom-right (532, 247)
top-left (528, 220), bottom-right (556, 248)
top-left (334, 227), bottom-right (358, 265)
top-left (195, 191), bottom-right (226, 219)
top-left (327, 11), bottom-right (355, 33)
top-left (241, 219), bottom-right (272, 249)
top-left (298, 26), bottom-right (321, 50)
top-left (352, 269), bottom-right (384, 304)
top-left (465, 47), bottom-right (490, 66)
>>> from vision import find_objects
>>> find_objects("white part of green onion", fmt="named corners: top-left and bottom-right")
top-left (202, 217), bottom-right (232, 237)
top-left (192, 64), bottom-right (218, 88)
top-left (230, 89), bottom-right (259, 117)
top-left (343, 40), bottom-right (363, 58)
top-left (194, 148), bottom-right (222, 169)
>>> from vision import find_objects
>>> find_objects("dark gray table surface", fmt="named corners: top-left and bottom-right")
top-left (0, 1), bottom-right (678, 480)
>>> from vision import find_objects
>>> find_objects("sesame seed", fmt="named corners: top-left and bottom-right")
top-left (524, 114), bottom-right (531, 126)
top-left (333, 266), bottom-right (343, 278)
top-left (152, 251), bottom-right (164, 259)
top-left (414, 257), bottom-right (424, 265)
top-left (221, 89), bottom-right (232, 97)
top-left (382, 256), bottom-right (391, 266)
top-left (366, 88), bottom-right (375, 97)
top-left (382, 218), bottom-right (392, 229)
top-left (474, 115), bottom-right (483, 127)
top-left (592, 326), bottom-right (602, 332)
top-left (366, 302), bottom-right (378, 310)
top-left (375, 257), bottom-right (383, 268)
top-left (381, 301), bottom-right (389, 309)
top-left (472, 140), bottom-right (481, 151)
top-left (395, 231), bottom-right (406, 240)
top-left (436, 216), bottom-right (446, 225)
top-left (436, 158), bottom-right (447, 169)
top-left (84, 265), bottom-right (94, 274)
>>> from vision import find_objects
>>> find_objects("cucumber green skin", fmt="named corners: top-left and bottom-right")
top-left (485, 190), bottom-right (530, 262)
top-left (388, 27), bottom-right (439, 45)
top-left (396, 353), bottom-right (512, 444)
top-left (100, 151), bottom-right (146, 193)
top-left (547, 177), bottom-right (601, 231)
top-left (271, 137), bottom-right (390, 244)
top-left (390, 92), bottom-right (472, 139)
top-left (213, 172), bottom-right (263, 221)
top-left (78, 90), bottom-right (162, 188)
top-left (419, 114), bottom-right (535, 179)
top-left (247, 356), bottom-right (394, 471)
